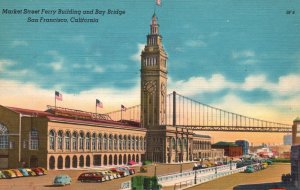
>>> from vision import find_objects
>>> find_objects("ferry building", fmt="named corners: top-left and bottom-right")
top-left (0, 14), bottom-right (223, 170)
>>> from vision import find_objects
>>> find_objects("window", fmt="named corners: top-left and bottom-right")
top-left (57, 131), bottom-right (63, 150)
top-left (86, 133), bottom-right (90, 150)
top-left (103, 134), bottom-right (108, 150)
top-left (109, 135), bottom-right (113, 150)
top-left (98, 134), bottom-right (102, 150)
top-left (128, 136), bottom-right (131, 150)
top-left (65, 131), bottom-right (70, 150)
top-left (29, 128), bottom-right (39, 150)
top-left (172, 138), bottom-right (176, 150)
top-left (123, 136), bottom-right (127, 150)
top-left (0, 123), bottom-right (8, 149)
top-left (136, 138), bottom-right (139, 150)
top-left (140, 137), bottom-right (143, 150)
top-left (79, 132), bottom-right (84, 150)
top-left (113, 135), bottom-right (117, 150)
top-left (119, 135), bottom-right (122, 150)
top-left (92, 133), bottom-right (96, 150)
top-left (49, 130), bottom-right (55, 150)
top-left (72, 132), bottom-right (78, 150)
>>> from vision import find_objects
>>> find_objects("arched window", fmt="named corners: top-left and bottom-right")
top-left (123, 136), bottom-right (127, 150)
top-left (172, 138), bottom-right (176, 150)
top-left (72, 132), bottom-right (78, 150)
top-left (92, 133), bottom-right (96, 150)
top-left (140, 137), bottom-right (143, 150)
top-left (86, 132), bottom-right (90, 150)
top-left (29, 128), bottom-right (38, 150)
top-left (119, 135), bottom-right (122, 150)
top-left (98, 134), bottom-right (102, 150)
top-left (113, 135), bottom-right (117, 150)
top-left (178, 139), bottom-right (182, 150)
top-left (0, 123), bottom-right (8, 149)
top-left (49, 130), bottom-right (55, 150)
top-left (104, 134), bottom-right (108, 150)
top-left (132, 136), bottom-right (135, 150)
top-left (128, 136), bottom-right (131, 150)
top-left (109, 134), bottom-right (113, 150)
top-left (79, 132), bottom-right (84, 150)
top-left (57, 131), bottom-right (63, 150)
top-left (65, 131), bottom-right (70, 150)
top-left (136, 137), bottom-right (139, 150)
top-left (183, 138), bottom-right (187, 150)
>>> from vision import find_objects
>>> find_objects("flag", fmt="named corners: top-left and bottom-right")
top-left (121, 105), bottom-right (126, 111)
top-left (156, 0), bottom-right (161, 6)
top-left (96, 99), bottom-right (103, 108)
top-left (55, 91), bottom-right (63, 101)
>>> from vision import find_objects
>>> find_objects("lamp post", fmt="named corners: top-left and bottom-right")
top-left (180, 163), bottom-right (182, 173)
top-left (154, 163), bottom-right (157, 176)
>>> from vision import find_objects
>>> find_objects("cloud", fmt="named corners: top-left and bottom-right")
top-left (185, 39), bottom-right (207, 47)
top-left (47, 50), bottom-right (64, 71)
top-left (11, 40), bottom-right (28, 48)
top-left (0, 79), bottom-right (139, 113)
top-left (232, 50), bottom-right (255, 59)
top-left (169, 74), bottom-right (236, 96)
top-left (0, 59), bottom-right (15, 72)
top-left (130, 43), bottom-right (145, 62)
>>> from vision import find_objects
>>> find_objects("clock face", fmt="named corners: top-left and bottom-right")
top-left (144, 81), bottom-right (156, 93)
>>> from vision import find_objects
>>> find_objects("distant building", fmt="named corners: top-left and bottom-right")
top-left (235, 140), bottom-right (249, 155)
top-left (291, 117), bottom-right (300, 188)
top-left (212, 142), bottom-right (242, 157)
top-left (283, 134), bottom-right (292, 145)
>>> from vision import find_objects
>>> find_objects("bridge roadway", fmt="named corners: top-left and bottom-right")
top-left (173, 125), bottom-right (292, 133)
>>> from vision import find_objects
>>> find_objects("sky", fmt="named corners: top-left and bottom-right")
top-left (0, 0), bottom-right (299, 145)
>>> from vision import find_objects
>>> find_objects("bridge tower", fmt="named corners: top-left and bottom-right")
top-left (141, 13), bottom-right (168, 162)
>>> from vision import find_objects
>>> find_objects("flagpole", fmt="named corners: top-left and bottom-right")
top-left (121, 108), bottom-right (122, 123)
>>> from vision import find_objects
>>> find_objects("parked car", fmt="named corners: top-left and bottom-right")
top-left (117, 167), bottom-right (130, 176)
top-left (110, 168), bottom-right (126, 177)
top-left (0, 171), bottom-right (7, 179)
top-left (2, 170), bottom-right (17, 178)
top-left (25, 168), bottom-right (36, 176)
top-left (109, 169), bottom-right (121, 178)
top-left (32, 168), bottom-right (44, 176)
top-left (122, 166), bottom-right (135, 175)
top-left (18, 168), bottom-right (29, 176)
top-left (11, 169), bottom-right (23, 177)
top-left (53, 175), bottom-right (72, 186)
top-left (245, 165), bottom-right (254, 173)
top-left (37, 167), bottom-right (48, 175)
top-left (77, 172), bottom-right (105, 183)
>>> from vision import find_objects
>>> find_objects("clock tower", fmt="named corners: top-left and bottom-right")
top-left (141, 13), bottom-right (168, 130)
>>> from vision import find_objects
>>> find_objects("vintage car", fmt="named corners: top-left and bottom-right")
top-left (53, 175), bottom-right (72, 186)
top-left (245, 165), bottom-right (254, 173)
top-left (122, 166), bottom-right (135, 175)
top-left (11, 169), bottom-right (23, 177)
top-left (110, 168), bottom-right (126, 177)
top-left (108, 169), bottom-right (121, 178)
top-left (2, 170), bottom-right (17, 178)
top-left (32, 167), bottom-right (44, 176)
top-left (0, 171), bottom-right (7, 179)
top-left (37, 167), bottom-right (48, 175)
top-left (25, 168), bottom-right (36, 176)
top-left (77, 172), bottom-right (105, 182)
top-left (117, 167), bottom-right (130, 176)
top-left (18, 168), bottom-right (29, 176)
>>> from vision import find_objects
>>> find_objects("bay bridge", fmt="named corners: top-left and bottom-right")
top-left (106, 91), bottom-right (291, 133)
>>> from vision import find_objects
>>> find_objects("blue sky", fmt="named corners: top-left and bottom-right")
top-left (0, 0), bottom-right (300, 129)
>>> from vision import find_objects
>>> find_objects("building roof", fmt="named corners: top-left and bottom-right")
top-left (193, 133), bottom-right (211, 138)
top-left (213, 141), bottom-right (239, 147)
top-left (5, 105), bottom-right (144, 130)
top-left (294, 116), bottom-right (300, 122)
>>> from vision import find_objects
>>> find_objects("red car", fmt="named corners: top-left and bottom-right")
top-left (110, 168), bottom-right (126, 177)
top-left (77, 172), bottom-right (105, 183)
top-left (32, 168), bottom-right (44, 176)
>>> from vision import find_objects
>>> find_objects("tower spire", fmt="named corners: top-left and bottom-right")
top-left (150, 13), bottom-right (159, 35)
